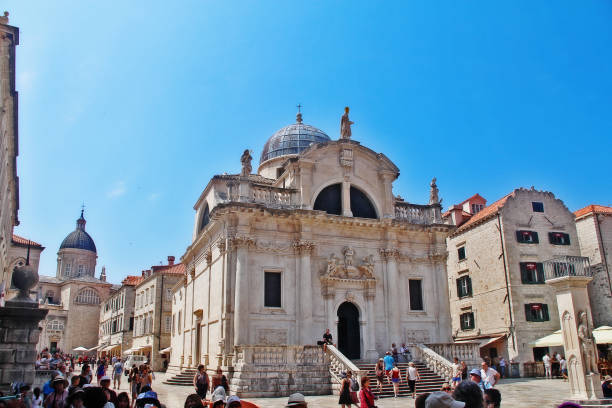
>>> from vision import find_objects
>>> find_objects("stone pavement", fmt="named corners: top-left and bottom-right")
top-left (114, 373), bottom-right (572, 408)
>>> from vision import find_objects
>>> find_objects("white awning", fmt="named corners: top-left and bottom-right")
top-left (456, 336), bottom-right (505, 348)
top-left (530, 326), bottom-right (612, 347)
top-left (123, 347), bottom-right (142, 355)
top-left (159, 347), bottom-right (171, 354)
top-left (87, 344), bottom-right (104, 352)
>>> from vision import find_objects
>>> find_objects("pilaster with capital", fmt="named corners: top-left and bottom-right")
top-left (231, 236), bottom-right (255, 346)
top-left (380, 248), bottom-right (401, 344)
top-left (294, 241), bottom-right (315, 344)
top-left (365, 291), bottom-right (377, 361)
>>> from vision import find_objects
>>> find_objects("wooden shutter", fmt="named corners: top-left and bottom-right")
top-left (532, 232), bottom-right (539, 243)
top-left (456, 279), bottom-right (462, 298)
top-left (525, 304), bottom-right (532, 321)
top-left (516, 231), bottom-right (524, 243)
top-left (520, 263), bottom-right (528, 283)
top-left (543, 304), bottom-right (550, 321)
top-left (467, 277), bottom-right (473, 296)
top-left (536, 263), bottom-right (545, 283)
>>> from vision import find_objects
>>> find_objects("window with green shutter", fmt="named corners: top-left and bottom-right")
top-left (460, 312), bottom-right (475, 330)
top-left (525, 303), bottom-right (549, 322)
top-left (456, 276), bottom-right (472, 298)
top-left (516, 230), bottom-right (539, 244)
top-left (549, 232), bottom-right (570, 245)
top-left (520, 262), bottom-right (545, 284)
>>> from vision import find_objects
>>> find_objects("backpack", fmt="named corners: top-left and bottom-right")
top-left (350, 377), bottom-right (359, 392)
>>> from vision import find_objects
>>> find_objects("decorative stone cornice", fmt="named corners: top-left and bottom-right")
top-left (217, 241), bottom-right (227, 254)
top-left (379, 248), bottom-right (399, 261)
top-left (293, 241), bottom-right (315, 255)
top-left (205, 249), bottom-right (212, 267)
top-left (229, 236), bottom-right (256, 249)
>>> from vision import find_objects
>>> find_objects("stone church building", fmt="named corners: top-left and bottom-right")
top-left (169, 111), bottom-right (453, 390)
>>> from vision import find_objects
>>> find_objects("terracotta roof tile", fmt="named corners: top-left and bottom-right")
top-left (151, 263), bottom-right (185, 275)
top-left (454, 192), bottom-right (515, 234)
top-left (121, 275), bottom-right (144, 286)
top-left (12, 234), bottom-right (43, 248)
top-left (575, 204), bottom-right (612, 219)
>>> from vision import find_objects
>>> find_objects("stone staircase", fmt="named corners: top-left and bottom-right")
top-left (354, 361), bottom-right (446, 398)
top-left (162, 368), bottom-right (197, 386)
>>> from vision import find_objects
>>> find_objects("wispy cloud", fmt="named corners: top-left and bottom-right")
top-left (107, 181), bottom-right (127, 198)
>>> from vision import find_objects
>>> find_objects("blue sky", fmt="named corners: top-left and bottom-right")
top-left (8, 1), bottom-right (612, 284)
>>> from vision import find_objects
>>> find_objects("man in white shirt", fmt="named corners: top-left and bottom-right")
top-left (480, 361), bottom-right (500, 387)
top-left (542, 353), bottom-right (552, 378)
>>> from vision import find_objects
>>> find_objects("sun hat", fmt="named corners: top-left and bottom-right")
top-left (286, 393), bottom-right (307, 407)
top-left (100, 375), bottom-right (111, 382)
top-left (51, 376), bottom-right (68, 386)
top-left (469, 368), bottom-right (482, 378)
top-left (211, 386), bottom-right (227, 403)
top-left (604, 375), bottom-right (612, 382)
top-left (227, 395), bottom-right (241, 405)
top-left (425, 391), bottom-right (466, 408)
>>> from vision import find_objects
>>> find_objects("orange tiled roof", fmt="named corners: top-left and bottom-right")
top-left (575, 204), bottom-right (612, 219)
top-left (121, 275), bottom-right (144, 286)
top-left (454, 192), bottom-right (515, 234)
top-left (12, 234), bottom-right (43, 248)
top-left (151, 263), bottom-right (185, 275)
top-left (458, 193), bottom-right (486, 206)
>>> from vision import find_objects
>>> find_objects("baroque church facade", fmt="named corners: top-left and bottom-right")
top-left (36, 211), bottom-right (113, 353)
top-left (169, 111), bottom-right (453, 380)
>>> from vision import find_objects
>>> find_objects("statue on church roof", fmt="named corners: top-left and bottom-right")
top-left (340, 106), bottom-right (354, 139)
top-left (429, 177), bottom-right (440, 205)
top-left (240, 149), bottom-right (252, 176)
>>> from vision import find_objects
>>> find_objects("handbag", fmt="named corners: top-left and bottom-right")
top-left (350, 391), bottom-right (359, 404)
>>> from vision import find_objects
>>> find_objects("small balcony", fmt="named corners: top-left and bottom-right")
top-left (542, 256), bottom-right (591, 281)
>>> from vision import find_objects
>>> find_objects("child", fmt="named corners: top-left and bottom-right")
top-left (32, 387), bottom-right (43, 408)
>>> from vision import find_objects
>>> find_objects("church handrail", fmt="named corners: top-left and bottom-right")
top-left (413, 343), bottom-right (454, 382)
top-left (394, 202), bottom-right (441, 224)
top-left (424, 342), bottom-right (481, 366)
top-left (325, 345), bottom-right (365, 384)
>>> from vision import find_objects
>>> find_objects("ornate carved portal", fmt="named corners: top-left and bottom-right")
top-left (320, 246), bottom-right (376, 298)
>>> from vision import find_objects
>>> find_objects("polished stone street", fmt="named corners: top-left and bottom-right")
top-left (116, 373), bottom-right (573, 408)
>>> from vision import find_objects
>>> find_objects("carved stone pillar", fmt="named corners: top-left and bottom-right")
top-left (341, 181), bottom-right (352, 217)
top-left (232, 237), bottom-right (253, 346)
top-left (325, 294), bottom-right (336, 342)
top-left (365, 293), bottom-right (378, 362)
top-left (294, 241), bottom-right (315, 344)
top-left (381, 248), bottom-right (401, 344)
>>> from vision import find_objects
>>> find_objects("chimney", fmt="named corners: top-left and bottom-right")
top-left (141, 270), bottom-right (145, 277)
top-left (167, 256), bottom-right (175, 266)
top-left (100, 266), bottom-right (107, 282)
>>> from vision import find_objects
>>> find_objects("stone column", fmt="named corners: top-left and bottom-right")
top-left (381, 249), bottom-right (401, 345)
top-left (324, 294), bottom-right (336, 341)
top-left (544, 256), bottom-right (603, 401)
top-left (295, 241), bottom-right (315, 345)
top-left (365, 293), bottom-right (378, 361)
top-left (341, 181), bottom-right (352, 217)
top-left (232, 237), bottom-right (253, 347)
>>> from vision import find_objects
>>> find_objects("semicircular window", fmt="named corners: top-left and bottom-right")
top-left (313, 184), bottom-right (342, 215)
top-left (350, 186), bottom-right (377, 219)
top-left (199, 204), bottom-right (210, 231)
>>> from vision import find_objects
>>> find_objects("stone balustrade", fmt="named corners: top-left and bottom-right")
top-left (230, 345), bottom-right (331, 398)
top-left (250, 185), bottom-right (295, 208)
top-left (394, 202), bottom-right (442, 224)
top-left (425, 342), bottom-right (481, 366)
top-left (325, 345), bottom-right (365, 386)
top-left (412, 343), bottom-right (455, 382)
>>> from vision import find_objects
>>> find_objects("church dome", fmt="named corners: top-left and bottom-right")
top-left (260, 112), bottom-right (330, 164)
top-left (59, 210), bottom-right (97, 253)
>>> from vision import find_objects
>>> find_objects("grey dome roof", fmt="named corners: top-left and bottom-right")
top-left (260, 113), bottom-right (330, 163)
top-left (59, 211), bottom-right (97, 253)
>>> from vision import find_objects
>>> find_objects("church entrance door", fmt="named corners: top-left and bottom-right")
top-left (337, 302), bottom-right (360, 360)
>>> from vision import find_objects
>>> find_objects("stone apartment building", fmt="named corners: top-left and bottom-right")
top-left (98, 275), bottom-right (141, 357)
top-left (131, 257), bottom-right (184, 371)
top-left (575, 204), bottom-right (612, 327)
top-left (445, 187), bottom-right (581, 366)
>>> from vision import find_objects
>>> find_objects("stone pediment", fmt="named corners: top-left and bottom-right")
top-left (320, 247), bottom-right (376, 296)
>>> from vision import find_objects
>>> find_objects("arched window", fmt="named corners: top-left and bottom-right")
top-left (75, 288), bottom-right (100, 305)
top-left (313, 184), bottom-right (342, 215)
top-left (199, 204), bottom-right (210, 231)
top-left (350, 186), bottom-right (377, 219)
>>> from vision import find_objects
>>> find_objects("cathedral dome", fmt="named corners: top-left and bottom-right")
top-left (59, 210), bottom-right (97, 253)
top-left (260, 112), bottom-right (330, 164)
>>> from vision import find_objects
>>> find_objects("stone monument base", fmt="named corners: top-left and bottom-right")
top-left (230, 345), bottom-right (332, 398)
top-left (0, 301), bottom-right (48, 393)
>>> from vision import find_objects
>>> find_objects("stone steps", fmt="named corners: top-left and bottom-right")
top-left (354, 361), bottom-right (447, 398)
top-left (163, 369), bottom-right (197, 386)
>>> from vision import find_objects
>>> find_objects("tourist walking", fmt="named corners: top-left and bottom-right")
top-left (383, 352), bottom-right (394, 384)
top-left (406, 361), bottom-right (420, 399)
top-left (113, 358), bottom-right (124, 389)
top-left (338, 370), bottom-right (355, 407)
top-left (480, 361), bottom-right (500, 387)
top-left (96, 361), bottom-right (106, 385)
top-left (128, 365), bottom-right (139, 408)
top-left (193, 364), bottom-right (210, 400)
top-left (460, 361), bottom-right (468, 381)
top-left (44, 376), bottom-right (69, 408)
top-left (374, 358), bottom-right (385, 393)
top-left (453, 380), bottom-right (483, 408)
top-left (469, 368), bottom-right (491, 391)
top-left (542, 353), bottom-right (552, 378)
top-left (390, 363), bottom-right (402, 398)
top-left (32, 387), bottom-right (43, 408)
top-left (391, 344), bottom-right (399, 363)
top-left (358, 376), bottom-right (377, 408)
top-left (116, 392), bottom-right (130, 408)
top-left (211, 367), bottom-right (229, 393)
top-left (560, 356), bottom-right (568, 381)
top-left (451, 357), bottom-right (462, 388)
top-left (140, 366), bottom-right (153, 390)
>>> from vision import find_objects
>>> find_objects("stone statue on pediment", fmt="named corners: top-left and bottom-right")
top-left (340, 106), bottom-right (354, 139)
top-left (343, 246), bottom-right (354, 267)
top-left (358, 255), bottom-right (375, 279)
top-left (326, 254), bottom-right (338, 276)
top-left (429, 177), bottom-right (440, 205)
top-left (240, 149), bottom-right (252, 176)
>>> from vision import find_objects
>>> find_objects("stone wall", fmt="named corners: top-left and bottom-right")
top-left (0, 303), bottom-right (47, 392)
top-left (230, 345), bottom-right (331, 398)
